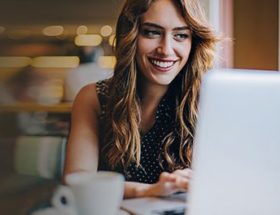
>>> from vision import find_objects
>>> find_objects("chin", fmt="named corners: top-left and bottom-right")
top-left (153, 77), bottom-right (175, 86)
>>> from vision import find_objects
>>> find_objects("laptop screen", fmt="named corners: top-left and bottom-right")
top-left (188, 69), bottom-right (280, 215)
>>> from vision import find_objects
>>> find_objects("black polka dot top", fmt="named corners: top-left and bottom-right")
top-left (96, 79), bottom-right (180, 184)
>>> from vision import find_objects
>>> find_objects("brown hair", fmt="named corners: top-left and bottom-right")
top-left (104, 0), bottom-right (218, 171)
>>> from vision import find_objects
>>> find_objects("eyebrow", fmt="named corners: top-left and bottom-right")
top-left (141, 22), bottom-right (190, 31)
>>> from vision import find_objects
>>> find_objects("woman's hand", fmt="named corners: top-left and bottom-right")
top-left (149, 168), bottom-right (192, 197)
top-left (129, 168), bottom-right (192, 198)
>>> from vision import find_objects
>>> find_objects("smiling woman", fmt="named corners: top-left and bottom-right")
top-left (136, 0), bottom-right (192, 86)
top-left (64, 0), bottom-right (218, 198)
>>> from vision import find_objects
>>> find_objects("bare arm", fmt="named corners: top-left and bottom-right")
top-left (63, 84), bottom-right (100, 178)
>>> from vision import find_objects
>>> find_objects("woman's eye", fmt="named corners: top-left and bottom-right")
top-left (141, 29), bottom-right (161, 37)
top-left (174, 33), bottom-right (189, 41)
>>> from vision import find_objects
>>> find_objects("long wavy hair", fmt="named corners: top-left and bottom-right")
top-left (103, 0), bottom-right (218, 171)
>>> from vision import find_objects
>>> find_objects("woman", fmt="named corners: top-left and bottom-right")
top-left (64, 0), bottom-right (217, 198)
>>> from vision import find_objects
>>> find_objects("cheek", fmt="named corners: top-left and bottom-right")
top-left (178, 43), bottom-right (192, 61)
top-left (137, 37), bottom-right (157, 57)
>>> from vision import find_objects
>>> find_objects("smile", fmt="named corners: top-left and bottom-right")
top-left (149, 58), bottom-right (177, 69)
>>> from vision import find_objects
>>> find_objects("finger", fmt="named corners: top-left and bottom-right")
top-left (154, 172), bottom-right (190, 196)
top-left (171, 171), bottom-right (192, 191)
top-left (175, 177), bottom-right (189, 190)
top-left (159, 172), bottom-right (176, 183)
top-left (173, 168), bottom-right (192, 179)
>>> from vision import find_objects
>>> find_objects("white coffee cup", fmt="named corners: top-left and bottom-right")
top-left (52, 171), bottom-right (124, 215)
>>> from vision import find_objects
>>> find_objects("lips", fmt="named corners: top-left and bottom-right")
top-left (149, 58), bottom-right (177, 70)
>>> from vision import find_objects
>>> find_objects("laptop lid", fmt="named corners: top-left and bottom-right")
top-left (187, 69), bottom-right (280, 215)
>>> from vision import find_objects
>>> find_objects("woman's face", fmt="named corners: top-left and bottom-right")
top-left (136, 0), bottom-right (192, 87)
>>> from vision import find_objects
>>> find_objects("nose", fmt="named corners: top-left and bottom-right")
top-left (156, 35), bottom-right (173, 56)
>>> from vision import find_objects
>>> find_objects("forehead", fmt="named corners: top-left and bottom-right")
top-left (141, 0), bottom-right (187, 27)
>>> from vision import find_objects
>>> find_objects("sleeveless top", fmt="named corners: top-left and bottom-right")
top-left (96, 79), bottom-right (180, 184)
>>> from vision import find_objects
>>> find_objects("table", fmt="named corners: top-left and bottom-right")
top-left (0, 174), bottom-right (186, 215)
top-left (0, 174), bottom-right (130, 215)
top-left (0, 174), bottom-right (58, 215)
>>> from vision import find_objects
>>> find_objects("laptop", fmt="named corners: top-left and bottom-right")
top-left (121, 68), bottom-right (280, 215)
top-left (188, 68), bottom-right (280, 215)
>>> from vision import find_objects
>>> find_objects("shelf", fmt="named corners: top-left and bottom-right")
top-left (0, 102), bottom-right (72, 113)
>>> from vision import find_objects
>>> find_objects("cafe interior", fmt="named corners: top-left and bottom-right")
top-left (0, 0), bottom-right (278, 214)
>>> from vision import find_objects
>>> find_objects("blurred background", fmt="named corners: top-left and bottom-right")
top-left (0, 0), bottom-right (278, 107)
top-left (0, 0), bottom-right (278, 189)
top-left (0, 0), bottom-right (124, 105)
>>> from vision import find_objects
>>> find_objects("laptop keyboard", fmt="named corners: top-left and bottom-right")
top-left (153, 207), bottom-right (185, 215)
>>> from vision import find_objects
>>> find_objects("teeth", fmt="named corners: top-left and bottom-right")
top-left (151, 60), bottom-right (174, 68)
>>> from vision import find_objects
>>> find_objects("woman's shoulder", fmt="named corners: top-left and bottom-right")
top-left (73, 78), bottom-right (112, 115)
top-left (72, 83), bottom-right (101, 114)
top-left (76, 83), bottom-right (97, 99)
top-left (75, 77), bottom-right (111, 102)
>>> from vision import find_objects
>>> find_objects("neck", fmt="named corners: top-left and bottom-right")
top-left (137, 78), bottom-right (170, 134)
top-left (138, 80), bottom-right (169, 104)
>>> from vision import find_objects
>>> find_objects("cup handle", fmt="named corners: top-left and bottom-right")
top-left (51, 185), bottom-right (77, 215)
